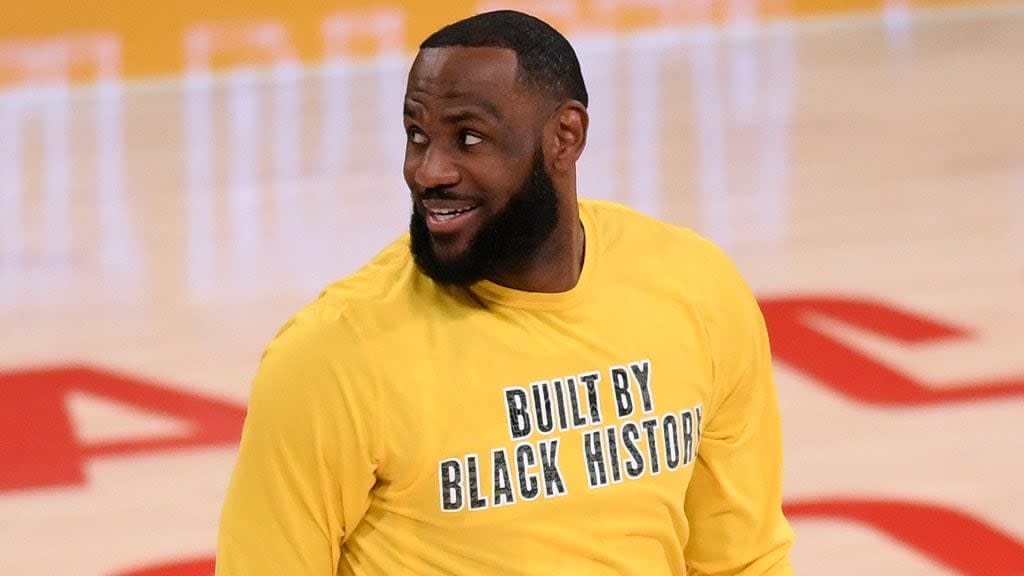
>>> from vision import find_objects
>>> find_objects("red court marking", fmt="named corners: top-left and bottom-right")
top-left (785, 499), bottom-right (1024, 575)
top-left (112, 558), bottom-right (214, 576)
top-left (760, 297), bottom-right (1024, 405)
top-left (0, 365), bottom-right (245, 492)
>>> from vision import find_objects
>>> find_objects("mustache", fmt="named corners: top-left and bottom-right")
top-left (417, 187), bottom-right (482, 204)
top-left (419, 187), bottom-right (456, 200)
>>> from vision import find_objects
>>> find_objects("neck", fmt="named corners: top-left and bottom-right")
top-left (486, 199), bottom-right (585, 293)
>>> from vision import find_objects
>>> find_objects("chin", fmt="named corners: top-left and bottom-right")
top-left (430, 241), bottom-right (471, 267)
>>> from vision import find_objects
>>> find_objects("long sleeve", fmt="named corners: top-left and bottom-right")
top-left (684, 242), bottom-right (794, 575)
top-left (216, 305), bottom-right (378, 576)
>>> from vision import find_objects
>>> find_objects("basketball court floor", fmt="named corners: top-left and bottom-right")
top-left (1, 3), bottom-right (1022, 575)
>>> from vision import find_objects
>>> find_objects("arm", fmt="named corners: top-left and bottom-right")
top-left (216, 306), bottom-right (377, 575)
top-left (684, 242), bottom-right (794, 576)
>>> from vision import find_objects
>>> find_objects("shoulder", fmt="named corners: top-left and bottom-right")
top-left (582, 199), bottom-right (741, 288)
top-left (316, 234), bottom-right (418, 316)
top-left (583, 199), bottom-right (712, 253)
top-left (252, 239), bottom-right (415, 405)
top-left (266, 233), bottom-right (431, 358)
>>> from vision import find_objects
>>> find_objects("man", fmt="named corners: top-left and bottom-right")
top-left (216, 10), bottom-right (793, 576)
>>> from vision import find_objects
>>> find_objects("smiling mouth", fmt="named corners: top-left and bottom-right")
top-left (428, 205), bottom-right (478, 223)
top-left (419, 195), bottom-right (482, 228)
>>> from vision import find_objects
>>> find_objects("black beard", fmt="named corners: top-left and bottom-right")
top-left (409, 147), bottom-right (560, 286)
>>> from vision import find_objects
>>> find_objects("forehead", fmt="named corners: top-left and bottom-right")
top-left (405, 47), bottom-right (526, 114)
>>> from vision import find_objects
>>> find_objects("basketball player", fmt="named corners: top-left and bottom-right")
top-left (216, 10), bottom-right (793, 575)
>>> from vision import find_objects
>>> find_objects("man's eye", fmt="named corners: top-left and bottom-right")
top-left (408, 129), bottom-right (428, 144)
top-left (461, 132), bottom-right (483, 146)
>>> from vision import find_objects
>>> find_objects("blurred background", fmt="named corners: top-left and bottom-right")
top-left (1, 1), bottom-right (1022, 575)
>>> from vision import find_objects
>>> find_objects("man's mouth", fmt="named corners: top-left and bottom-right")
top-left (421, 199), bottom-right (481, 233)
top-left (429, 205), bottom-right (478, 222)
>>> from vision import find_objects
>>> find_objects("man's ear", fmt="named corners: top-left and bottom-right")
top-left (548, 100), bottom-right (589, 173)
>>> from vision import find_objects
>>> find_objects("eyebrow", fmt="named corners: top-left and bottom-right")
top-left (441, 107), bottom-right (500, 124)
top-left (403, 97), bottom-right (503, 124)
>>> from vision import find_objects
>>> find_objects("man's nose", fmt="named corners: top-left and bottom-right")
top-left (413, 144), bottom-right (460, 190)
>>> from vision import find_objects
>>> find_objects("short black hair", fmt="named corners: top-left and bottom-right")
top-left (420, 10), bottom-right (589, 108)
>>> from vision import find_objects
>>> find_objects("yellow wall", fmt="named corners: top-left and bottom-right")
top-left (0, 0), bottom-right (1009, 85)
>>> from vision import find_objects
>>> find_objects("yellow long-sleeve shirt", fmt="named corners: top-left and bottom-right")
top-left (216, 200), bottom-right (794, 575)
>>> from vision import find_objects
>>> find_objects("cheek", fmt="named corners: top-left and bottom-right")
top-left (464, 157), bottom-right (531, 203)
top-left (489, 175), bottom-right (528, 210)
top-left (403, 152), bottom-right (419, 188)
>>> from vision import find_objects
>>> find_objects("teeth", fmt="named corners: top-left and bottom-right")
top-left (431, 206), bottom-right (475, 218)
